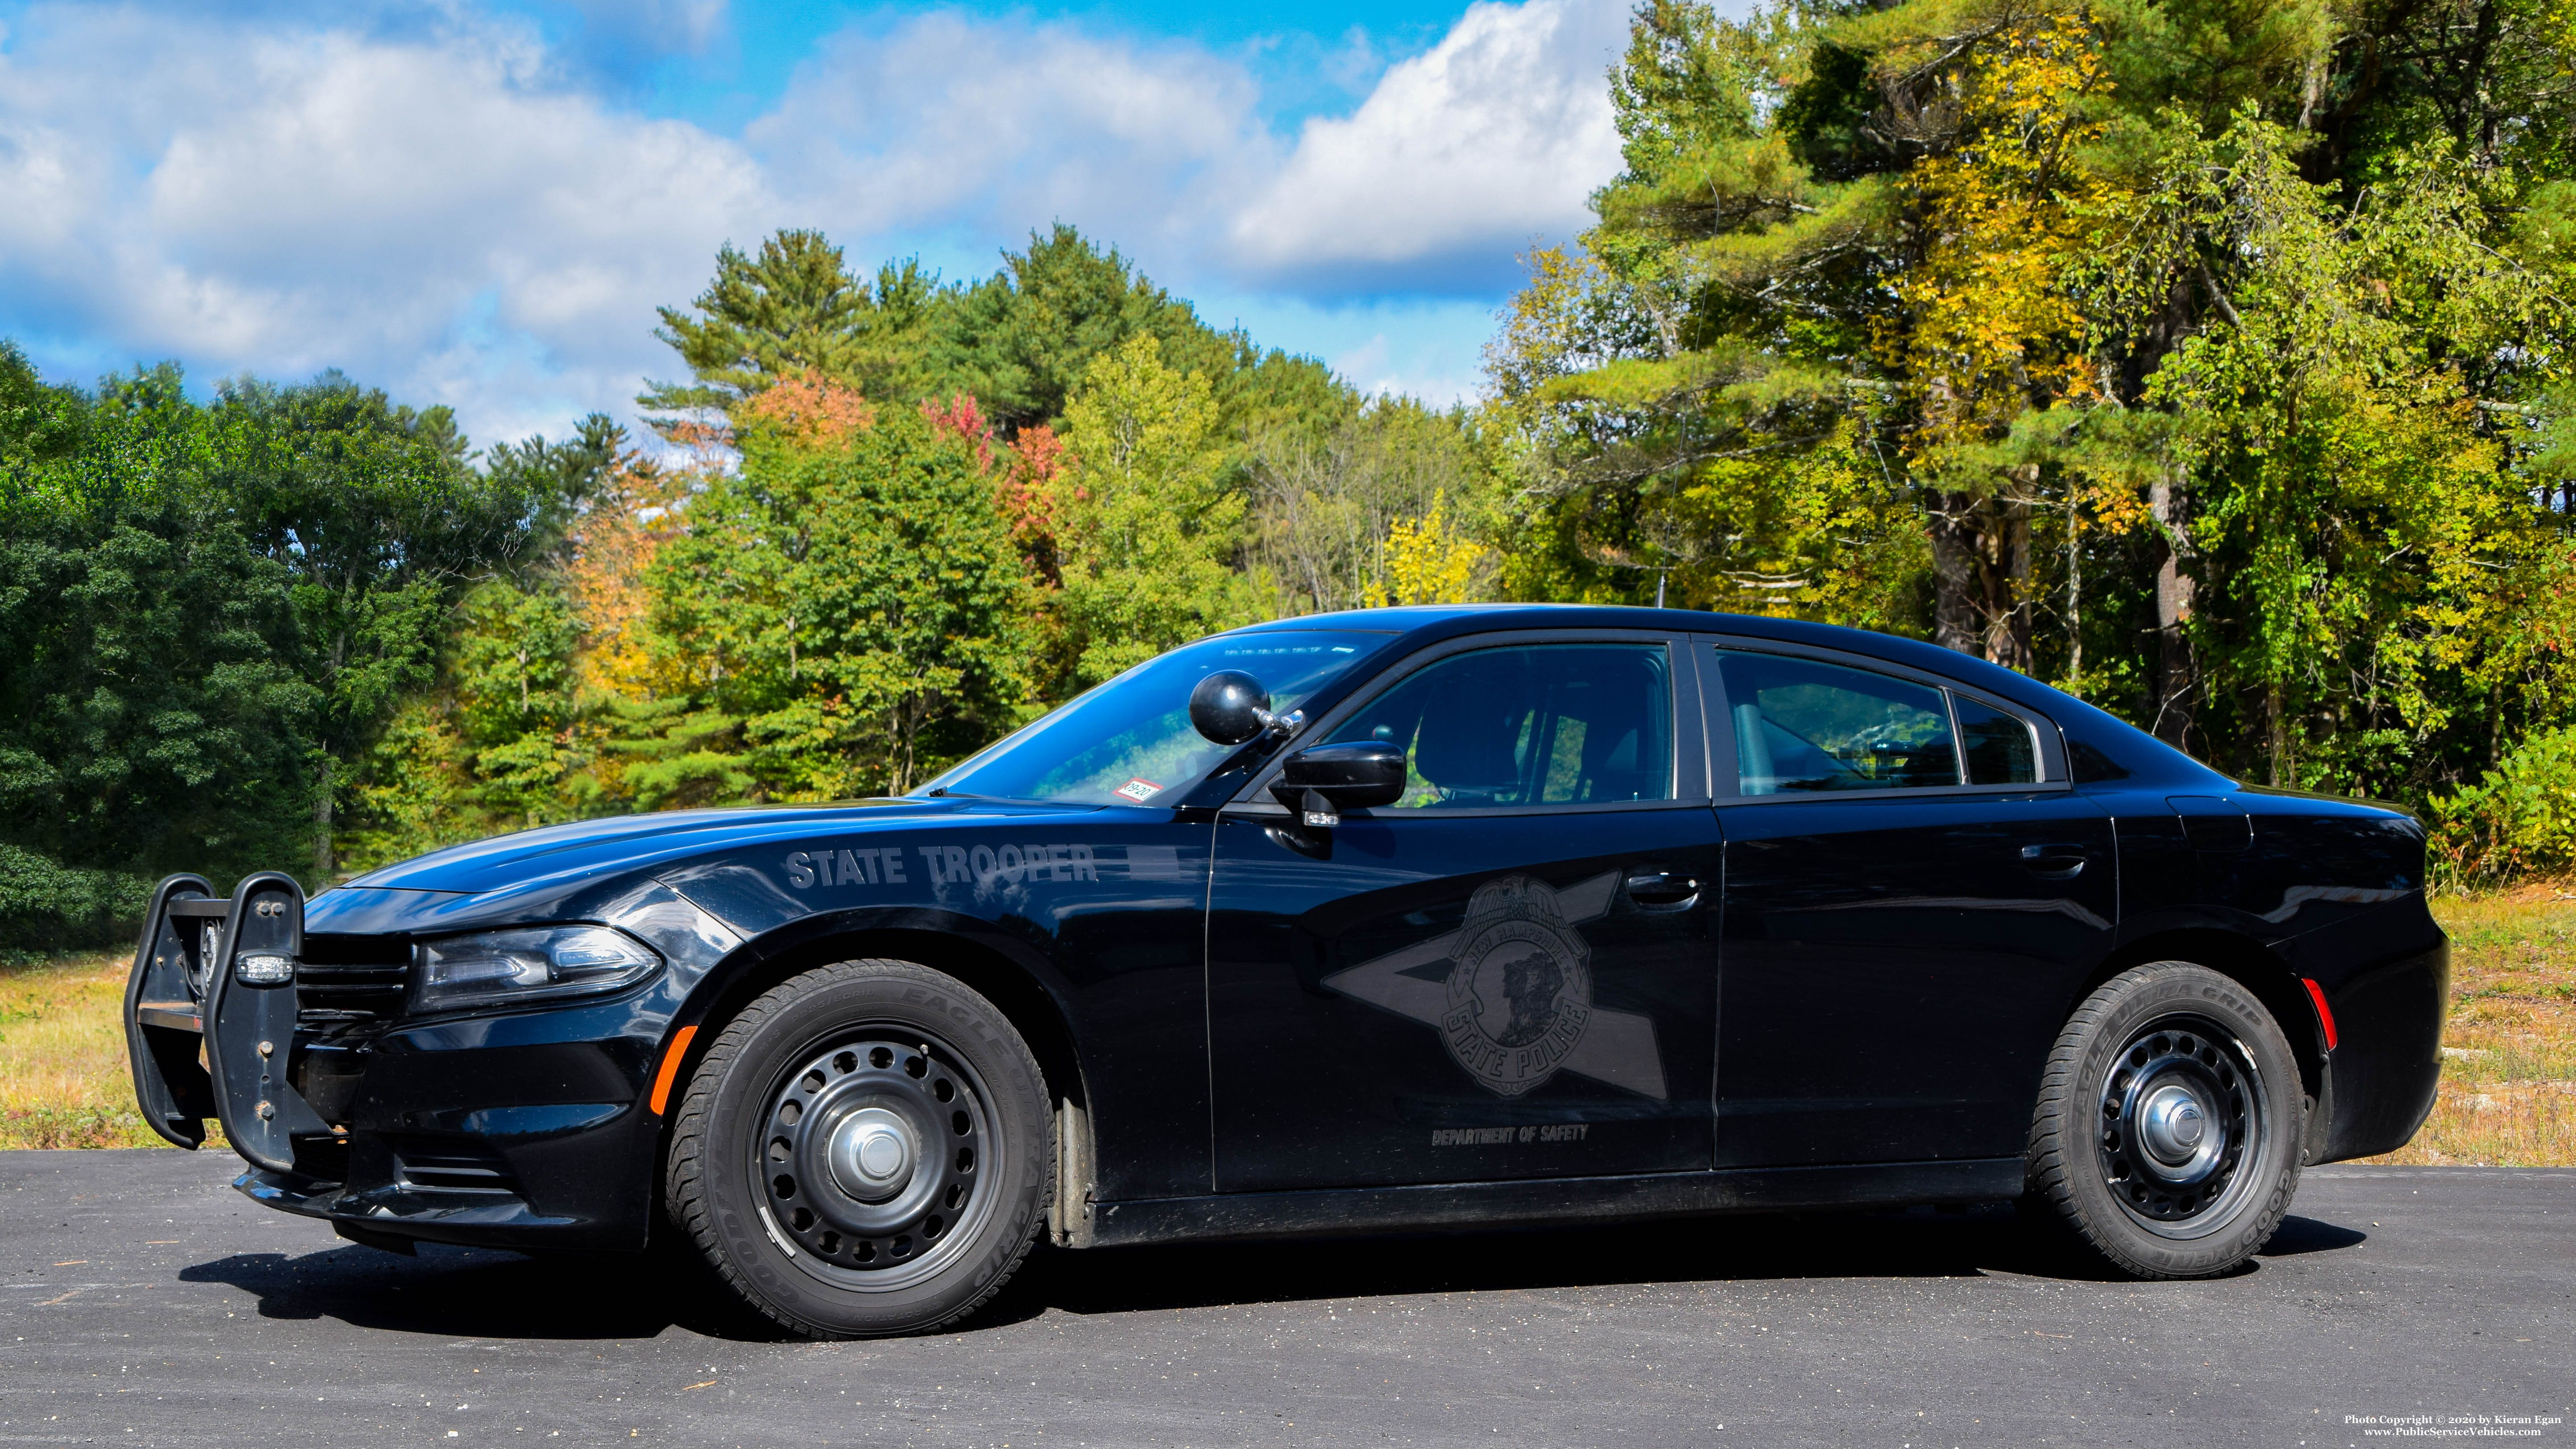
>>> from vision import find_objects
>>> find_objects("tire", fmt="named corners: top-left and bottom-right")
top-left (665, 959), bottom-right (1052, 1338)
top-left (2024, 962), bottom-right (2305, 1279)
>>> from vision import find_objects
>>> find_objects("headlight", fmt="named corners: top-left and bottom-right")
top-left (413, 926), bottom-right (661, 1014)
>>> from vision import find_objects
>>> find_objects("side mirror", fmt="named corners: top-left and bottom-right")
top-left (1189, 670), bottom-right (1272, 746)
top-left (1272, 741), bottom-right (1407, 826)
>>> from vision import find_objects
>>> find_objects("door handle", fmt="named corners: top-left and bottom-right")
top-left (1624, 871), bottom-right (1701, 908)
top-left (2019, 843), bottom-right (2089, 879)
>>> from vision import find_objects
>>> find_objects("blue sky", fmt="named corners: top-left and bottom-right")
top-left (0, 0), bottom-right (1638, 449)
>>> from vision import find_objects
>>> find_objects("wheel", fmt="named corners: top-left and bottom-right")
top-left (665, 959), bottom-right (1052, 1338)
top-left (2024, 962), bottom-right (2305, 1278)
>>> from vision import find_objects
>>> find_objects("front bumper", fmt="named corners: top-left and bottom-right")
top-left (235, 1095), bottom-right (664, 1253)
top-left (125, 874), bottom-right (678, 1253)
top-left (292, 1023), bottom-right (668, 1251)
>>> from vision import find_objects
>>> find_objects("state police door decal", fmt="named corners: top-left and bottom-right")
top-left (1320, 872), bottom-right (1668, 1100)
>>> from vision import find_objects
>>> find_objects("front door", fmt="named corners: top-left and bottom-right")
top-left (1706, 642), bottom-right (2118, 1168)
top-left (1206, 635), bottom-right (1723, 1193)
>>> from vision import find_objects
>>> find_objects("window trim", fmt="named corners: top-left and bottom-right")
top-left (1697, 634), bottom-right (2070, 803)
top-left (1225, 628), bottom-right (1711, 818)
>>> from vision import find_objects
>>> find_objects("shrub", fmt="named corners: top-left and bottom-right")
top-left (2428, 726), bottom-right (2576, 890)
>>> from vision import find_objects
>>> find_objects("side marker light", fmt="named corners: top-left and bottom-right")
top-left (2301, 978), bottom-right (2339, 1052)
top-left (649, 1024), bottom-right (700, 1115)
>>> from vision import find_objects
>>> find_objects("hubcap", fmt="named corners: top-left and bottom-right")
top-left (2094, 1014), bottom-right (2268, 1239)
top-left (752, 1032), bottom-right (994, 1291)
top-left (2138, 1085), bottom-right (2209, 1162)
top-left (827, 1107), bottom-right (917, 1201)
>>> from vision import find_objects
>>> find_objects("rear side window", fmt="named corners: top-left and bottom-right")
top-left (1326, 644), bottom-right (1674, 808)
top-left (1713, 649), bottom-right (2044, 794)
top-left (1714, 652), bottom-right (1955, 794)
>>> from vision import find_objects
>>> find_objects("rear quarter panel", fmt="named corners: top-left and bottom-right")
top-left (2098, 783), bottom-right (2445, 1163)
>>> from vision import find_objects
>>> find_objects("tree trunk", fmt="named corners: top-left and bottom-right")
top-left (313, 754), bottom-right (335, 879)
top-left (2148, 463), bottom-right (2197, 751)
top-left (318, 627), bottom-right (347, 879)
top-left (2267, 684), bottom-right (2290, 786)
top-left (1928, 491), bottom-right (1984, 657)
top-left (1984, 486), bottom-right (2035, 673)
top-left (2064, 490), bottom-right (2083, 696)
top-left (1926, 487), bottom-right (2035, 672)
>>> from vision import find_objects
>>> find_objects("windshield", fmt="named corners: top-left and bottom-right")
top-left (919, 631), bottom-right (1394, 806)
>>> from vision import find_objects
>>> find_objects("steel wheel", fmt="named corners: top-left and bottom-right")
top-left (2094, 1014), bottom-right (2269, 1238)
top-left (2026, 961), bottom-right (2305, 1279)
top-left (667, 958), bottom-right (1051, 1337)
top-left (753, 1029), bottom-right (1000, 1292)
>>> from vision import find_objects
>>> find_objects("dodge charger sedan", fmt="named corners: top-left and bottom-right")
top-left (125, 606), bottom-right (2446, 1337)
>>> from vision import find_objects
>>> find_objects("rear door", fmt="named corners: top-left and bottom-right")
top-left (1206, 631), bottom-right (1724, 1193)
top-left (1705, 640), bottom-right (2117, 1168)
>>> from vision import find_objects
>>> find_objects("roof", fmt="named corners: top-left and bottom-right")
top-left (1226, 603), bottom-right (2213, 784)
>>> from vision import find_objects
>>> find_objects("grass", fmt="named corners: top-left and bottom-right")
top-left (0, 948), bottom-right (170, 1148)
top-left (4, 894), bottom-right (2571, 1162)
top-left (2362, 888), bottom-right (2576, 1167)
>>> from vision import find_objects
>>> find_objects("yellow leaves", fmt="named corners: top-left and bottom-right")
top-left (566, 454), bottom-right (691, 708)
top-left (1061, 334), bottom-right (1224, 512)
top-left (2076, 475), bottom-right (2155, 536)
top-left (1383, 490), bottom-right (1492, 606)
top-left (1664, 429), bottom-right (1930, 626)
top-left (1053, 333), bottom-right (1255, 685)
top-left (1881, 6), bottom-right (2116, 455)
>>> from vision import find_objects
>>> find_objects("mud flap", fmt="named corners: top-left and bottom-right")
top-left (123, 875), bottom-right (220, 1148)
top-left (198, 872), bottom-right (332, 1173)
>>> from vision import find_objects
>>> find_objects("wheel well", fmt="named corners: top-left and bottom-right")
top-left (2072, 930), bottom-right (2325, 1106)
top-left (639, 930), bottom-right (1088, 1253)
top-left (676, 929), bottom-right (1088, 1115)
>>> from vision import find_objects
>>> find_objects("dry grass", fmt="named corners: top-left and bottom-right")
top-left (4, 895), bottom-right (2570, 1163)
top-left (2361, 887), bottom-right (2576, 1166)
top-left (0, 948), bottom-right (173, 1148)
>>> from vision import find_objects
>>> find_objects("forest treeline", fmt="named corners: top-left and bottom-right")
top-left (5, 0), bottom-right (2576, 945)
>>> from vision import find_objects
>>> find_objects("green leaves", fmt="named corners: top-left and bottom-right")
top-left (646, 402), bottom-right (1032, 797)
top-left (1055, 334), bottom-right (1257, 686)
top-left (1491, 0), bottom-right (2576, 821)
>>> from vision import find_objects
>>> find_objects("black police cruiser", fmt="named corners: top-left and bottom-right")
top-left (124, 606), bottom-right (2446, 1337)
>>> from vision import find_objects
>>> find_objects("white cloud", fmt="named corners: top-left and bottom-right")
top-left (1226, 0), bottom-right (1629, 293)
top-left (0, 4), bottom-right (771, 444)
top-left (748, 12), bottom-right (1272, 269)
top-left (0, 0), bottom-right (1635, 444)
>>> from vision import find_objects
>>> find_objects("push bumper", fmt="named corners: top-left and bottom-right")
top-left (123, 872), bottom-right (323, 1166)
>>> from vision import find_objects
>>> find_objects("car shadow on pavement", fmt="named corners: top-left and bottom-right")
top-left (179, 1242), bottom-right (746, 1341)
top-left (994, 1205), bottom-right (2048, 1324)
top-left (988, 1205), bottom-right (2371, 1323)
top-left (174, 1205), bottom-right (2371, 1342)
top-left (2257, 1214), bottom-right (2370, 1256)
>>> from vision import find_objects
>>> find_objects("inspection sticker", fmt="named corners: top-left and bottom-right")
top-left (1114, 777), bottom-right (1164, 803)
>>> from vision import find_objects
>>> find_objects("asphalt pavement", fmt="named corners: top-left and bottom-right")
top-left (0, 1149), bottom-right (2567, 1447)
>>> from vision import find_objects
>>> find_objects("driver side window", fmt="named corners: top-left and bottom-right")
top-left (1324, 644), bottom-right (1674, 809)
